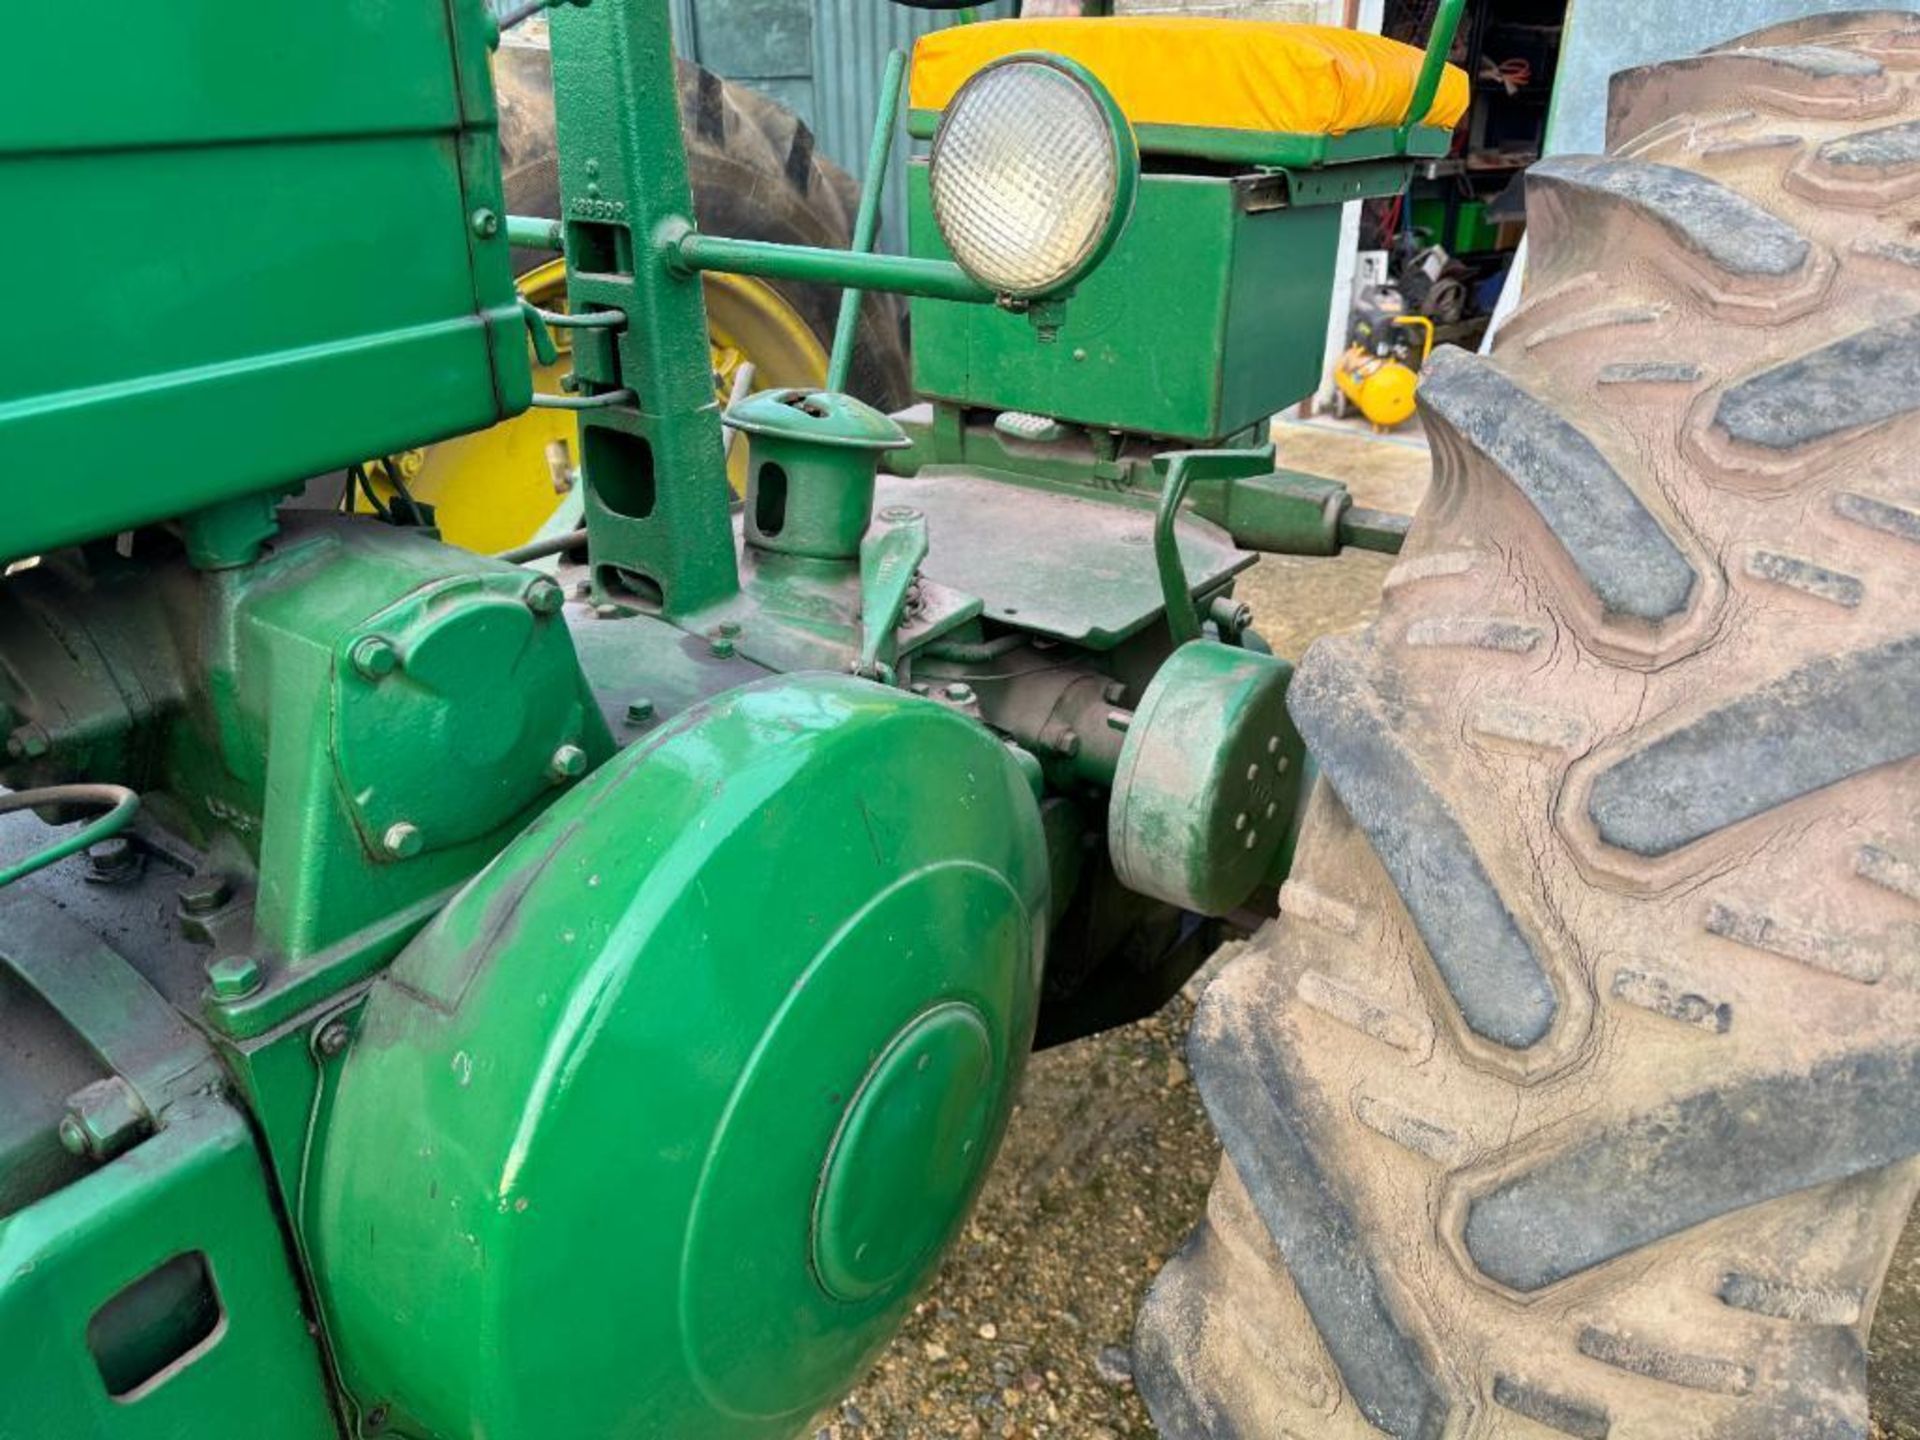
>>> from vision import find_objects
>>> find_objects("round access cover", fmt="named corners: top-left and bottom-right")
top-left (1109, 639), bottom-right (1304, 916)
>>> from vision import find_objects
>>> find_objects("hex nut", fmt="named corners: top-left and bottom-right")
top-left (6, 724), bottom-right (50, 760)
top-left (58, 1077), bottom-right (150, 1161)
top-left (207, 953), bottom-right (265, 1002)
top-left (524, 577), bottom-right (565, 616)
top-left (349, 636), bottom-right (399, 681)
top-left (84, 836), bottom-right (142, 886)
top-left (179, 873), bottom-right (234, 915)
top-left (548, 744), bottom-right (589, 783)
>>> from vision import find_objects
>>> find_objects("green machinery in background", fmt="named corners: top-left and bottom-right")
top-left (0, 2), bottom-right (1462, 1436)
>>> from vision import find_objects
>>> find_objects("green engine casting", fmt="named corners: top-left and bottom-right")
top-left (0, 0), bottom-right (1462, 1435)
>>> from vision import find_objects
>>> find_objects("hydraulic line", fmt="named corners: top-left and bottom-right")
top-left (0, 784), bottom-right (140, 889)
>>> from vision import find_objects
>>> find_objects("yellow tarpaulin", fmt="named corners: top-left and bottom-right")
top-left (909, 18), bottom-right (1469, 137)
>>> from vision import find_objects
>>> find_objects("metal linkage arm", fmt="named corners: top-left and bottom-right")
top-left (506, 215), bottom-right (565, 250)
top-left (829, 48), bottom-right (910, 393)
top-left (668, 231), bottom-right (994, 306)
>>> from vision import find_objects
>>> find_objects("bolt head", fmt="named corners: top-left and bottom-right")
top-left (1052, 729), bottom-right (1081, 758)
top-left (1102, 680), bottom-right (1128, 704)
top-left (382, 822), bottom-right (423, 859)
top-left (179, 873), bottom-right (234, 915)
top-left (547, 743), bottom-right (588, 782)
top-left (710, 636), bottom-right (736, 659)
top-left (59, 1077), bottom-right (150, 1161)
top-left (469, 207), bottom-right (501, 238)
top-left (624, 698), bottom-right (655, 726)
top-left (84, 836), bottom-right (142, 886)
top-left (58, 1115), bottom-right (88, 1156)
top-left (317, 1022), bottom-right (352, 1058)
top-left (943, 682), bottom-right (975, 704)
top-left (6, 724), bottom-right (50, 760)
top-left (349, 635), bottom-right (399, 681)
top-left (524, 577), bottom-right (565, 616)
top-left (207, 953), bottom-right (264, 1002)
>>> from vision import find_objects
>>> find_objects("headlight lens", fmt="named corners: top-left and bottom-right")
top-left (929, 56), bottom-right (1134, 300)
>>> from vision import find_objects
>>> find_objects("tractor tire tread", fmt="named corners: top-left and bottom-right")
top-left (1136, 20), bottom-right (1920, 1440)
top-left (492, 39), bottom-right (912, 408)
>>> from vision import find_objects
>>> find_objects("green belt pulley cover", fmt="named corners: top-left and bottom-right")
top-left (1109, 639), bottom-right (1305, 916)
top-left (307, 674), bottom-right (1048, 1440)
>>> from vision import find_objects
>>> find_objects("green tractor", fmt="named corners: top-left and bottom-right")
top-left (3, 4), bottom-right (1916, 1440)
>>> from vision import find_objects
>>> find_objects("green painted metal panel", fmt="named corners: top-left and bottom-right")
top-left (0, 1098), bottom-right (337, 1439)
top-left (0, 0), bottom-right (530, 564)
top-left (908, 163), bottom-right (1340, 441)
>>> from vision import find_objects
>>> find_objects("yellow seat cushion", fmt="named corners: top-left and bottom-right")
top-left (909, 17), bottom-right (1468, 137)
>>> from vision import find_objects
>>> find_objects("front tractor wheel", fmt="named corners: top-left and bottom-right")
top-left (1137, 14), bottom-right (1920, 1440)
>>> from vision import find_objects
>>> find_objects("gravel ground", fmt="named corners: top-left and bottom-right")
top-left (831, 993), bottom-right (1217, 1440)
top-left (834, 419), bottom-right (1920, 1437)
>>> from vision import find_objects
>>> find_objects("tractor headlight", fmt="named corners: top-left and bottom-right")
top-left (928, 54), bottom-right (1138, 301)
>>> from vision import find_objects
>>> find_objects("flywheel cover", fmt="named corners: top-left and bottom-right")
top-left (308, 674), bottom-right (1047, 1440)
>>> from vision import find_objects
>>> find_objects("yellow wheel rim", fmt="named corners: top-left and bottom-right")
top-left (706, 270), bottom-right (831, 496)
top-left (367, 260), bottom-right (829, 554)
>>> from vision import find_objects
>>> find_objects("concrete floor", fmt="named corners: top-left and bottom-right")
top-left (835, 419), bottom-right (1920, 1438)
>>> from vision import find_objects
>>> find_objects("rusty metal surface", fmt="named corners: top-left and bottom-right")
top-left (876, 470), bottom-right (1253, 647)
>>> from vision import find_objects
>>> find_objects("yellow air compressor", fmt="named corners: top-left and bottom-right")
top-left (1333, 288), bottom-right (1433, 431)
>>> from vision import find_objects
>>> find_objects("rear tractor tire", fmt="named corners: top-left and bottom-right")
top-left (1137, 14), bottom-right (1920, 1439)
top-left (376, 40), bottom-right (913, 553)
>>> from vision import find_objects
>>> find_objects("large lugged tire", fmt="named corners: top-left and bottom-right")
top-left (1136, 14), bottom-right (1920, 1439)
top-left (495, 38), bottom-right (913, 410)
